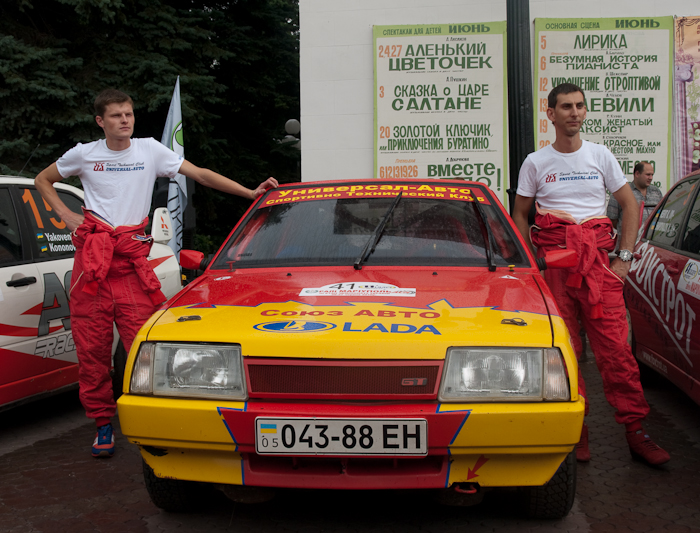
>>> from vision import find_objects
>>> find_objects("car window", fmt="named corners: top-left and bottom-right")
top-left (0, 187), bottom-right (23, 265)
top-left (18, 187), bottom-right (82, 260)
top-left (213, 189), bottom-right (526, 269)
top-left (646, 177), bottom-right (699, 248)
top-left (681, 185), bottom-right (700, 255)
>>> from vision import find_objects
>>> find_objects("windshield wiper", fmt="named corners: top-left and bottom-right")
top-left (472, 200), bottom-right (497, 272)
top-left (354, 192), bottom-right (402, 270)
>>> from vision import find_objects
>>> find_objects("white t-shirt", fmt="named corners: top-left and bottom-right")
top-left (56, 138), bottom-right (183, 226)
top-left (517, 140), bottom-right (626, 223)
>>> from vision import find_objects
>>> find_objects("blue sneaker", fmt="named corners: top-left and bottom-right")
top-left (92, 423), bottom-right (115, 458)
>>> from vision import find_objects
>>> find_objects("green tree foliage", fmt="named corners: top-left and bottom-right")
top-left (0, 0), bottom-right (300, 247)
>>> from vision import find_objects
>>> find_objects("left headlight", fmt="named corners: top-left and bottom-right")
top-left (130, 342), bottom-right (246, 400)
top-left (439, 347), bottom-right (570, 402)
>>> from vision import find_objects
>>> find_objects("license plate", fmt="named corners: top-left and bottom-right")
top-left (255, 417), bottom-right (427, 456)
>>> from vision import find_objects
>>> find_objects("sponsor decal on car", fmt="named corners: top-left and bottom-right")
top-left (163, 301), bottom-right (552, 357)
top-left (628, 241), bottom-right (695, 365)
top-left (641, 350), bottom-right (668, 375)
top-left (300, 282), bottom-right (416, 297)
top-left (678, 259), bottom-right (700, 300)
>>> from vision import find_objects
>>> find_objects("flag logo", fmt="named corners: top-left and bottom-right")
top-left (260, 423), bottom-right (277, 434)
top-left (40, 245), bottom-right (48, 252)
top-left (36, 233), bottom-right (44, 240)
top-left (161, 76), bottom-right (186, 259)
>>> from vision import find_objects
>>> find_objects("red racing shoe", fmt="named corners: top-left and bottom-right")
top-left (626, 428), bottom-right (670, 466)
top-left (92, 423), bottom-right (115, 458)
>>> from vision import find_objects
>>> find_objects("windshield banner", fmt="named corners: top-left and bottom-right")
top-left (259, 183), bottom-right (491, 208)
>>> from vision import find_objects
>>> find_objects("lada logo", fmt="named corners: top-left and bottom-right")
top-left (253, 320), bottom-right (336, 333)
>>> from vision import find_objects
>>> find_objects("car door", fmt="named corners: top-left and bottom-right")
top-left (673, 185), bottom-right (700, 397)
top-left (0, 184), bottom-right (83, 408)
top-left (0, 184), bottom-right (47, 405)
top-left (627, 176), bottom-right (699, 395)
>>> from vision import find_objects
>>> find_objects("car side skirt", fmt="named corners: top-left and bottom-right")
top-left (636, 341), bottom-right (700, 406)
top-left (0, 364), bottom-right (79, 408)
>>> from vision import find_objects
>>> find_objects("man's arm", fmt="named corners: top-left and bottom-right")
top-left (35, 163), bottom-right (85, 232)
top-left (178, 160), bottom-right (278, 200)
top-left (605, 190), bottom-right (621, 230)
top-left (512, 194), bottom-right (536, 254)
top-left (609, 184), bottom-right (639, 279)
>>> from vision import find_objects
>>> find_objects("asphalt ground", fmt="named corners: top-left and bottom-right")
top-left (1, 349), bottom-right (699, 533)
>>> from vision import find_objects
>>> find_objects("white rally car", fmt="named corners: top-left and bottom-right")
top-left (0, 176), bottom-right (182, 410)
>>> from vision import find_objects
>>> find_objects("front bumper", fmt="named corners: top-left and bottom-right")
top-left (118, 395), bottom-right (584, 490)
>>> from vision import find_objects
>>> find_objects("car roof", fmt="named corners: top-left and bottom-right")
top-left (677, 169), bottom-right (700, 183)
top-left (0, 175), bottom-right (84, 198)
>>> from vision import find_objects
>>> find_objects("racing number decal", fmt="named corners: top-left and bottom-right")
top-left (22, 188), bottom-right (66, 229)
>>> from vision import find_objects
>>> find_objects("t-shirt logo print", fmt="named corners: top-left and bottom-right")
top-left (93, 163), bottom-right (105, 171)
top-left (545, 173), bottom-right (557, 183)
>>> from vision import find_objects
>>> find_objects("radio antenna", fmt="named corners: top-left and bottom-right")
top-left (18, 144), bottom-right (40, 176)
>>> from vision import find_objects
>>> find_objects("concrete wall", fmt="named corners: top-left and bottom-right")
top-left (300, 0), bottom-right (700, 182)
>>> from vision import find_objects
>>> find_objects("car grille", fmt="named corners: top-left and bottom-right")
top-left (243, 454), bottom-right (448, 489)
top-left (245, 358), bottom-right (442, 400)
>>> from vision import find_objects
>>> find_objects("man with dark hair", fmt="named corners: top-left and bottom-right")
top-left (512, 83), bottom-right (670, 466)
top-left (607, 161), bottom-right (663, 236)
top-left (35, 88), bottom-right (277, 458)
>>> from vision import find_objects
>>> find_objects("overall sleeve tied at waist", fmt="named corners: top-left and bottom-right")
top-left (531, 210), bottom-right (617, 319)
top-left (72, 213), bottom-right (166, 305)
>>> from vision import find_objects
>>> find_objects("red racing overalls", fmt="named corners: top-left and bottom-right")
top-left (70, 211), bottom-right (166, 425)
top-left (531, 210), bottom-right (649, 425)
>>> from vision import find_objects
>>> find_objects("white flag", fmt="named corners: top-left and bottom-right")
top-left (160, 76), bottom-right (187, 259)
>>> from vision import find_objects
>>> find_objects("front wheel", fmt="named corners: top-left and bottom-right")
top-left (142, 460), bottom-right (210, 512)
top-left (521, 451), bottom-right (577, 519)
top-left (112, 341), bottom-right (127, 402)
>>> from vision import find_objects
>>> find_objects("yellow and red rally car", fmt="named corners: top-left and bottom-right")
top-left (117, 179), bottom-right (584, 518)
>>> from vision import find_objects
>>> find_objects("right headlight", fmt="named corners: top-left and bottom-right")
top-left (439, 347), bottom-right (570, 402)
top-left (129, 342), bottom-right (247, 400)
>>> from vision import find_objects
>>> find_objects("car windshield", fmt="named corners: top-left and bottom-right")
top-left (212, 184), bottom-right (527, 269)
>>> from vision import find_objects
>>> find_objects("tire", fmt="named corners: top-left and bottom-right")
top-left (522, 451), bottom-right (577, 519)
top-left (112, 341), bottom-right (127, 402)
top-left (142, 459), bottom-right (210, 512)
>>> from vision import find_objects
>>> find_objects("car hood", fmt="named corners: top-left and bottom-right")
top-left (146, 268), bottom-right (554, 359)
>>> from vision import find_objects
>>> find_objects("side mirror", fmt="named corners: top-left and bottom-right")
top-left (152, 208), bottom-right (173, 244)
top-left (536, 249), bottom-right (578, 271)
top-left (180, 249), bottom-right (210, 271)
